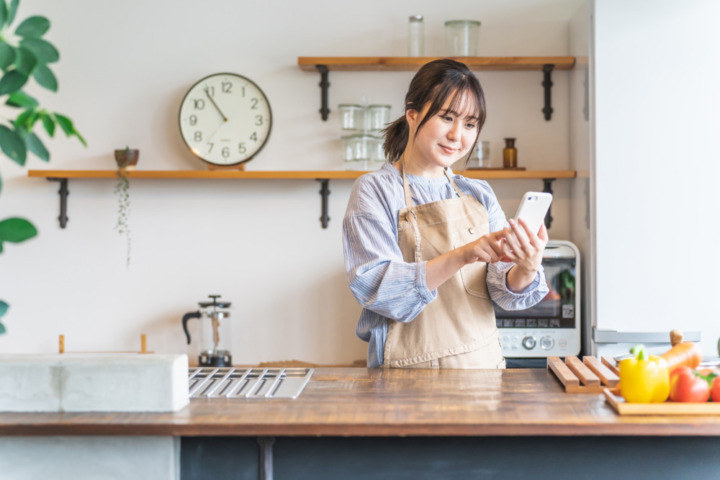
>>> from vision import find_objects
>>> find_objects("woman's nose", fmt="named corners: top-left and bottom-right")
top-left (447, 121), bottom-right (462, 141)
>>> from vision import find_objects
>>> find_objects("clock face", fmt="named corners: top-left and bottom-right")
top-left (178, 73), bottom-right (272, 166)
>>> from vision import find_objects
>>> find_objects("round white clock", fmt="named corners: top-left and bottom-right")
top-left (178, 73), bottom-right (272, 166)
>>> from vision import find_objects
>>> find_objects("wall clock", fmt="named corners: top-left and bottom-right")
top-left (178, 73), bottom-right (272, 166)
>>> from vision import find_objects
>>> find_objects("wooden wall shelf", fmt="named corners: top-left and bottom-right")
top-left (28, 169), bottom-right (576, 230)
top-left (297, 56), bottom-right (576, 72)
top-left (297, 56), bottom-right (576, 121)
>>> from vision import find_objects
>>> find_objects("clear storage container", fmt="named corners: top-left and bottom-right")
top-left (338, 104), bottom-right (366, 130)
top-left (445, 20), bottom-right (481, 56)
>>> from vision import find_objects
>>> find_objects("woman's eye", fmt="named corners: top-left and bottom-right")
top-left (440, 114), bottom-right (453, 121)
top-left (465, 123), bottom-right (476, 129)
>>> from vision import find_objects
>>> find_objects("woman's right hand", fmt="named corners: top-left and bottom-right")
top-left (461, 230), bottom-right (506, 264)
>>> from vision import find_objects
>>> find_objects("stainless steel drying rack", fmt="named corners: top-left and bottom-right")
top-left (188, 367), bottom-right (313, 399)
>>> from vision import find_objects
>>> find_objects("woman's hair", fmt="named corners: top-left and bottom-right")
top-left (383, 59), bottom-right (486, 164)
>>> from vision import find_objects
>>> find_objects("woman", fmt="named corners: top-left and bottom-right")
top-left (342, 59), bottom-right (548, 369)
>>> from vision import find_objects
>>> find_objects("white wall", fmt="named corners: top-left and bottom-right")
top-left (0, 0), bottom-right (583, 363)
top-left (593, 0), bottom-right (720, 356)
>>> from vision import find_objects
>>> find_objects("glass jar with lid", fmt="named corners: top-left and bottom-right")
top-left (367, 105), bottom-right (391, 133)
top-left (338, 104), bottom-right (366, 131)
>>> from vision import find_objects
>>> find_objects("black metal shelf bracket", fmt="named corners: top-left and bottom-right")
top-left (316, 65), bottom-right (330, 121)
top-left (317, 179), bottom-right (330, 228)
top-left (47, 178), bottom-right (69, 228)
top-left (542, 64), bottom-right (554, 121)
top-left (542, 178), bottom-right (555, 229)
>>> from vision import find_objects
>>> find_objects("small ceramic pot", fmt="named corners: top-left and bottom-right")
top-left (114, 149), bottom-right (139, 170)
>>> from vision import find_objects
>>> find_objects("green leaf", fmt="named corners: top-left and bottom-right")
top-left (0, 1), bottom-right (7, 29)
top-left (24, 131), bottom-right (49, 161)
top-left (32, 63), bottom-right (57, 91)
top-left (0, 300), bottom-right (8, 318)
top-left (41, 112), bottom-right (55, 137)
top-left (0, 217), bottom-right (38, 243)
top-left (0, 69), bottom-right (28, 95)
top-left (13, 46), bottom-right (37, 75)
top-left (7, 0), bottom-right (18, 25)
top-left (14, 109), bottom-right (37, 130)
top-left (15, 16), bottom-right (50, 38)
top-left (6, 91), bottom-right (38, 108)
top-left (19, 38), bottom-right (59, 63)
top-left (54, 113), bottom-right (73, 136)
top-left (0, 124), bottom-right (26, 165)
top-left (54, 113), bottom-right (87, 147)
top-left (0, 42), bottom-right (15, 70)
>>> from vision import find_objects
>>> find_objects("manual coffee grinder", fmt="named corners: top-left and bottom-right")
top-left (182, 294), bottom-right (233, 367)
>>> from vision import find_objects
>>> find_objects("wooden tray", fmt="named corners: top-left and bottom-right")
top-left (547, 356), bottom-right (619, 393)
top-left (604, 389), bottom-right (720, 415)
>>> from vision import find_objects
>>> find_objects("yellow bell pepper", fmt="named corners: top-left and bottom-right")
top-left (619, 344), bottom-right (670, 403)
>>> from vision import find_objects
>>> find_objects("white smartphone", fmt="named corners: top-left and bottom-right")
top-left (513, 191), bottom-right (553, 235)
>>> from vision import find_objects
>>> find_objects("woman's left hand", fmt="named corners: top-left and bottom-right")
top-left (501, 218), bottom-right (548, 292)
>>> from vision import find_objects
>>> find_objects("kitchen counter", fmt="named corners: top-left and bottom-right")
top-left (2, 367), bottom-right (719, 436)
top-left (3, 368), bottom-right (720, 480)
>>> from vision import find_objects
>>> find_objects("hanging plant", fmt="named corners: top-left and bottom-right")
top-left (113, 147), bottom-right (138, 270)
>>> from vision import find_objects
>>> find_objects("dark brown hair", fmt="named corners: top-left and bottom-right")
top-left (383, 59), bottom-right (486, 163)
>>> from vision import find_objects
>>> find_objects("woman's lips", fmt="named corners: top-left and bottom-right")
top-left (439, 145), bottom-right (459, 154)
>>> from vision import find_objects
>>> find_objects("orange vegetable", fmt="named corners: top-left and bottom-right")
top-left (659, 330), bottom-right (702, 372)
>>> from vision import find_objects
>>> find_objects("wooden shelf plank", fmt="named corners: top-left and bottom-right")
top-left (27, 169), bottom-right (577, 180)
top-left (298, 56), bottom-right (576, 72)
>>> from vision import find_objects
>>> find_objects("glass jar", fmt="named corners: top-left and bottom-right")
top-left (369, 135), bottom-right (386, 163)
top-left (408, 15), bottom-right (424, 57)
top-left (444, 20), bottom-right (481, 56)
top-left (367, 104), bottom-right (391, 132)
top-left (467, 140), bottom-right (490, 168)
top-left (338, 104), bottom-right (366, 131)
top-left (503, 137), bottom-right (517, 168)
top-left (342, 134), bottom-right (371, 169)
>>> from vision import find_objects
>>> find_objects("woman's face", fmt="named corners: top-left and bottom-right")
top-left (406, 89), bottom-right (480, 174)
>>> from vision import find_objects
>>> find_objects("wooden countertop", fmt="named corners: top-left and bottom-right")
top-left (1, 368), bottom-right (719, 437)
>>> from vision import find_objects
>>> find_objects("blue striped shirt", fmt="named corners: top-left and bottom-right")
top-left (342, 162), bottom-right (548, 367)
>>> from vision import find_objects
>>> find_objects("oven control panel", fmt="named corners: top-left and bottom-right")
top-left (499, 329), bottom-right (580, 357)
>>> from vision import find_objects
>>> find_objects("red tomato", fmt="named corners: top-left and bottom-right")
top-left (711, 376), bottom-right (720, 402)
top-left (669, 366), bottom-right (710, 402)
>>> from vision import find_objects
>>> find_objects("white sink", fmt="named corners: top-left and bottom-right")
top-left (0, 353), bottom-right (189, 412)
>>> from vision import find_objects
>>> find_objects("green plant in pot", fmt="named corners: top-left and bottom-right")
top-left (0, 0), bottom-right (86, 334)
top-left (113, 147), bottom-right (138, 269)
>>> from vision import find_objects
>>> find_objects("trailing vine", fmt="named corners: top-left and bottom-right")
top-left (113, 170), bottom-right (131, 269)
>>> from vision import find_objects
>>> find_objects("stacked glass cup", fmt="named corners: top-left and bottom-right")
top-left (339, 104), bottom-right (391, 170)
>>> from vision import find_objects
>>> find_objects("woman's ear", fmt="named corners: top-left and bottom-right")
top-left (406, 108), bottom-right (419, 128)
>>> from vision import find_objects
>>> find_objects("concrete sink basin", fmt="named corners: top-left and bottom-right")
top-left (0, 353), bottom-right (189, 412)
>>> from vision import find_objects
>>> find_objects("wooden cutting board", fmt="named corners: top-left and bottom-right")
top-left (547, 356), bottom-right (619, 393)
top-left (604, 389), bottom-right (720, 415)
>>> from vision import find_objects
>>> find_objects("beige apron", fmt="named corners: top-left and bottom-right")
top-left (382, 164), bottom-right (505, 369)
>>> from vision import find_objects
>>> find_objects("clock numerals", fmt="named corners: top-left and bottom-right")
top-left (239, 143), bottom-right (246, 154)
top-left (222, 146), bottom-right (230, 158)
top-left (189, 115), bottom-right (197, 126)
top-left (250, 132), bottom-right (257, 142)
top-left (255, 115), bottom-right (263, 126)
top-left (207, 142), bottom-right (214, 153)
top-left (193, 99), bottom-right (205, 110)
top-left (250, 98), bottom-right (258, 110)
top-left (222, 81), bottom-right (232, 93)
top-left (194, 131), bottom-right (203, 142)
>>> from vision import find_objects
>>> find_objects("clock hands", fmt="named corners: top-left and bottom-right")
top-left (204, 87), bottom-right (228, 122)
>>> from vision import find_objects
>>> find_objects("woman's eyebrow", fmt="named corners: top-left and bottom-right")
top-left (440, 108), bottom-right (478, 121)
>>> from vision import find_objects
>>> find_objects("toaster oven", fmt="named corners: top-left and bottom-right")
top-left (495, 240), bottom-right (581, 360)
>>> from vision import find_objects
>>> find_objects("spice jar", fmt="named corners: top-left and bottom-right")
top-left (503, 138), bottom-right (517, 168)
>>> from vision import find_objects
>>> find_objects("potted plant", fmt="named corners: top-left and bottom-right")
top-left (0, 0), bottom-right (86, 334)
top-left (113, 147), bottom-right (138, 269)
